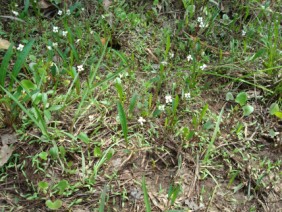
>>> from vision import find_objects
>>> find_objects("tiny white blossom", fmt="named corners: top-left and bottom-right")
top-left (52, 42), bottom-right (58, 47)
top-left (138, 117), bottom-right (146, 126)
top-left (58, 10), bottom-right (62, 15)
top-left (197, 17), bottom-right (203, 23)
top-left (90, 30), bottom-right (94, 34)
top-left (76, 39), bottom-right (81, 44)
top-left (81, 8), bottom-right (85, 11)
top-left (161, 61), bottom-right (168, 66)
top-left (101, 15), bottom-right (105, 19)
top-left (15, 3), bottom-right (18, 7)
top-left (199, 22), bottom-right (205, 28)
top-left (158, 105), bottom-right (165, 111)
top-left (66, 9), bottom-right (71, 15)
top-left (89, 115), bottom-right (95, 122)
top-left (17, 44), bottom-right (24, 51)
top-left (186, 54), bottom-right (193, 62)
top-left (184, 92), bottom-right (191, 99)
top-left (53, 26), bottom-right (59, 33)
top-left (165, 95), bottom-right (173, 104)
top-left (242, 30), bottom-right (246, 36)
top-left (169, 52), bottom-right (174, 58)
top-left (47, 46), bottom-right (52, 50)
top-left (200, 64), bottom-right (207, 70)
top-left (77, 65), bottom-right (84, 72)
top-left (12, 11), bottom-right (19, 16)
top-left (62, 31), bottom-right (68, 37)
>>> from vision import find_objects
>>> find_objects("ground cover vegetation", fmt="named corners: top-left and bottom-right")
top-left (0, 0), bottom-right (281, 211)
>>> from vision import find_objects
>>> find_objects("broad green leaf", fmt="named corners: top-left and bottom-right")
top-left (0, 43), bottom-right (14, 92)
top-left (226, 92), bottom-right (234, 101)
top-left (94, 146), bottom-right (102, 157)
top-left (49, 146), bottom-right (59, 159)
top-left (242, 104), bottom-right (254, 116)
top-left (38, 152), bottom-right (48, 160)
top-left (269, 103), bottom-right (279, 115)
top-left (38, 181), bottom-right (48, 190)
top-left (21, 79), bottom-right (37, 91)
top-left (46, 199), bottom-right (62, 210)
top-left (117, 102), bottom-right (128, 142)
top-left (56, 180), bottom-right (69, 195)
top-left (235, 92), bottom-right (248, 106)
top-left (274, 111), bottom-right (282, 119)
top-left (11, 40), bottom-right (34, 85)
top-left (77, 132), bottom-right (90, 144)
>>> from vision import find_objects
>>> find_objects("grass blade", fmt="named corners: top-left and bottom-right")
top-left (142, 176), bottom-right (151, 212)
top-left (11, 40), bottom-right (34, 85)
top-left (0, 43), bottom-right (14, 92)
top-left (99, 185), bottom-right (107, 212)
top-left (117, 101), bottom-right (128, 143)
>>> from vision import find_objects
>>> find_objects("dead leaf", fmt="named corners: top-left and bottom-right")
top-left (0, 38), bottom-right (11, 49)
top-left (0, 144), bottom-right (13, 167)
top-left (103, 0), bottom-right (112, 10)
top-left (1, 133), bottom-right (17, 145)
top-left (38, 0), bottom-right (52, 9)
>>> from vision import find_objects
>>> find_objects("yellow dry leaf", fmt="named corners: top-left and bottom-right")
top-left (0, 38), bottom-right (11, 49)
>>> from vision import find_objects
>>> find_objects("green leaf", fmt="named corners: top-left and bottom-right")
top-left (38, 181), bottom-right (49, 190)
top-left (56, 180), bottom-right (69, 195)
top-left (235, 92), bottom-right (248, 106)
top-left (117, 101), bottom-right (128, 143)
top-left (46, 199), bottom-right (63, 210)
top-left (142, 176), bottom-right (151, 212)
top-left (129, 93), bottom-right (138, 115)
top-left (0, 43), bottom-right (14, 92)
top-left (269, 103), bottom-right (279, 115)
top-left (11, 40), bottom-right (34, 85)
top-left (21, 79), bottom-right (37, 91)
top-left (49, 146), bottom-right (59, 159)
top-left (38, 152), bottom-right (48, 160)
top-left (225, 92), bottom-right (234, 101)
top-left (274, 111), bottom-right (282, 119)
top-left (77, 132), bottom-right (90, 144)
top-left (94, 146), bottom-right (102, 157)
top-left (242, 104), bottom-right (254, 116)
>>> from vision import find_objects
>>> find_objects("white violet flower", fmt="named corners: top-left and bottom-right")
top-left (186, 54), bottom-right (193, 62)
top-left (53, 26), bottom-right (59, 33)
top-left (47, 46), bottom-right (52, 50)
top-left (12, 11), bottom-right (19, 16)
top-left (199, 22), bottom-right (205, 28)
top-left (62, 31), bottom-right (68, 37)
top-left (53, 42), bottom-right (58, 47)
top-left (138, 117), bottom-right (146, 126)
top-left (158, 105), bottom-right (165, 111)
top-left (197, 17), bottom-right (203, 23)
top-left (200, 64), bottom-right (207, 70)
top-left (161, 61), bottom-right (168, 66)
top-left (169, 52), bottom-right (174, 58)
top-left (242, 30), bottom-right (246, 36)
top-left (66, 9), bottom-right (71, 15)
top-left (165, 95), bottom-right (173, 104)
top-left (58, 10), bottom-right (62, 15)
top-left (77, 65), bottom-right (84, 72)
top-left (184, 92), bottom-right (191, 99)
top-left (17, 44), bottom-right (24, 51)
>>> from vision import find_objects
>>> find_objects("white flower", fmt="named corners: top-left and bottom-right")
top-left (81, 8), bottom-right (85, 11)
top-left (77, 65), bottom-right (84, 72)
top-left (53, 42), bottom-right (58, 47)
top-left (89, 115), bottom-right (95, 122)
top-left (17, 44), bottom-right (24, 51)
top-left (53, 26), bottom-right (59, 33)
top-left (169, 52), bottom-right (174, 58)
top-left (242, 30), bottom-right (246, 36)
top-left (184, 92), bottom-right (191, 99)
top-left (90, 30), bottom-right (94, 34)
top-left (199, 22), bottom-right (205, 28)
top-left (186, 54), bottom-right (193, 62)
top-left (62, 31), bottom-right (68, 37)
top-left (197, 17), bottom-right (203, 23)
top-left (165, 95), bottom-right (173, 104)
top-left (66, 9), bottom-right (71, 15)
top-left (158, 105), bottom-right (165, 111)
top-left (15, 4), bottom-right (18, 7)
top-left (47, 46), bottom-right (52, 50)
top-left (12, 11), bottom-right (19, 16)
top-left (200, 64), bottom-right (207, 70)
top-left (76, 39), bottom-right (81, 44)
top-left (58, 10), bottom-right (62, 15)
top-left (161, 61), bottom-right (168, 66)
top-left (138, 117), bottom-right (146, 126)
